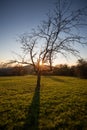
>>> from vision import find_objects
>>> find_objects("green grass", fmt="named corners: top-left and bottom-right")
top-left (0, 75), bottom-right (87, 130)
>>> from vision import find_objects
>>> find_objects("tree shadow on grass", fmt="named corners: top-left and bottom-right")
top-left (23, 85), bottom-right (40, 130)
top-left (49, 76), bottom-right (66, 83)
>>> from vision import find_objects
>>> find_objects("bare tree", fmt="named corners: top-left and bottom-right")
top-left (15, 0), bottom-right (87, 87)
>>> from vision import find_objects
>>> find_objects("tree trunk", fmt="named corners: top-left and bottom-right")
top-left (49, 52), bottom-right (52, 71)
top-left (36, 71), bottom-right (41, 88)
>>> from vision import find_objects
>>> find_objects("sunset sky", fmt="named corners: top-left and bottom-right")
top-left (0, 0), bottom-right (87, 65)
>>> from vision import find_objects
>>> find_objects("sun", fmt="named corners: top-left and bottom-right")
top-left (39, 60), bottom-right (43, 66)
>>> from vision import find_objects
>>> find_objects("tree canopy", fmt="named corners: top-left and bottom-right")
top-left (10, 0), bottom-right (87, 86)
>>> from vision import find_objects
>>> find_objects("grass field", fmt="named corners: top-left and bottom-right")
top-left (0, 75), bottom-right (87, 130)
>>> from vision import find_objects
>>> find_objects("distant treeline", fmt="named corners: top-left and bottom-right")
top-left (52, 59), bottom-right (87, 79)
top-left (0, 59), bottom-right (87, 79)
top-left (0, 65), bottom-right (34, 76)
top-left (45, 59), bottom-right (87, 79)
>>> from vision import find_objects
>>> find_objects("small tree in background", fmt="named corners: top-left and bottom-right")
top-left (12, 0), bottom-right (87, 87)
top-left (75, 59), bottom-right (87, 78)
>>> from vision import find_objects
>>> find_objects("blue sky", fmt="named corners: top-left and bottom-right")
top-left (0, 0), bottom-right (87, 65)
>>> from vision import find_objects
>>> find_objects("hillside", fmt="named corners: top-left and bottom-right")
top-left (0, 76), bottom-right (87, 129)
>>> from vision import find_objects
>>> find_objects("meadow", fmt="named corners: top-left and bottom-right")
top-left (0, 75), bottom-right (87, 130)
